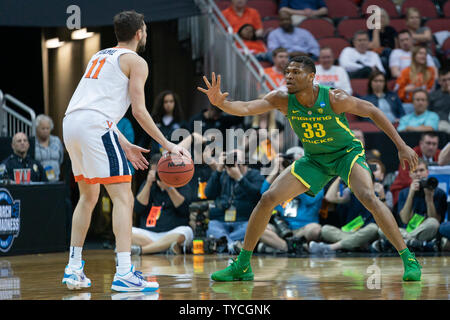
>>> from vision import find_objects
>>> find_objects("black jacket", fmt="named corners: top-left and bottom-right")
top-left (2, 153), bottom-right (48, 182)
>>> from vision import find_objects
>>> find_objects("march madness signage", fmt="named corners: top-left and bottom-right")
top-left (0, 189), bottom-right (20, 253)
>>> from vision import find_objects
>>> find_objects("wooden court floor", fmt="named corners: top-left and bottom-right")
top-left (1, 250), bottom-right (449, 300)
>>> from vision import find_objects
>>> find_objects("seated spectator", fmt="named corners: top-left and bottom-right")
top-left (389, 30), bottom-right (436, 79)
top-left (34, 114), bottom-right (64, 181)
top-left (390, 132), bottom-right (441, 205)
top-left (376, 159), bottom-right (446, 252)
top-left (204, 149), bottom-right (264, 254)
top-left (236, 24), bottom-right (268, 60)
top-left (352, 128), bottom-right (381, 160)
top-left (339, 30), bottom-right (385, 79)
top-left (315, 46), bottom-right (353, 95)
top-left (429, 67), bottom-right (450, 134)
top-left (131, 154), bottom-right (193, 255)
top-left (397, 89), bottom-right (439, 132)
top-left (278, 0), bottom-right (328, 26)
top-left (309, 176), bottom-right (380, 254)
top-left (368, 8), bottom-right (398, 74)
top-left (438, 142), bottom-right (450, 166)
top-left (405, 7), bottom-right (433, 54)
top-left (396, 46), bottom-right (436, 112)
top-left (146, 90), bottom-right (185, 155)
top-left (117, 116), bottom-right (135, 175)
top-left (264, 47), bottom-right (289, 91)
top-left (257, 150), bottom-right (323, 254)
top-left (2, 132), bottom-right (48, 183)
top-left (222, 0), bottom-right (263, 38)
top-left (368, 158), bottom-right (394, 211)
top-left (362, 71), bottom-right (405, 124)
top-left (439, 222), bottom-right (450, 251)
top-left (267, 11), bottom-right (320, 60)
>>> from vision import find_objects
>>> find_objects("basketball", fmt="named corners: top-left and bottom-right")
top-left (157, 153), bottom-right (194, 187)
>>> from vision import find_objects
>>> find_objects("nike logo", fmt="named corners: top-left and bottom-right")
top-left (408, 258), bottom-right (416, 262)
top-left (292, 110), bottom-right (300, 114)
top-left (121, 278), bottom-right (142, 287)
top-left (243, 266), bottom-right (249, 273)
top-left (346, 148), bottom-right (354, 153)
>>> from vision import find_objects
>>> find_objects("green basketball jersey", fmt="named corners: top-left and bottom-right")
top-left (287, 85), bottom-right (357, 155)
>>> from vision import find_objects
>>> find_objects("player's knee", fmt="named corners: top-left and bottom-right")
top-left (260, 190), bottom-right (278, 208)
top-left (355, 189), bottom-right (378, 209)
top-left (80, 192), bottom-right (99, 209)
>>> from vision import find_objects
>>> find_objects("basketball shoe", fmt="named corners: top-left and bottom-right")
top-left (62, 261), bottom-right (91, 290)
top-left (111, 265), bottom-right (159, 292)
top-left (401, 251), bottom-right (422, 281)
top-left (210, 258), bottom-right (254, 282)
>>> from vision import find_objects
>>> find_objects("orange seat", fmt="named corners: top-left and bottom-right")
top-left (300, 18), bottom-right (336, 39)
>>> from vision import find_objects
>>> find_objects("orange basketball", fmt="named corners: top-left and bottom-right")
top-left (157, 153), bottom-right (194, 187)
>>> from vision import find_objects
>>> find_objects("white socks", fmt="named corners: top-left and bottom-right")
top-left (68, 246), bottom-right (83, 269)
top-left (68, 247), bottom-right (132, 275)
top-left (116, 252), bottom-right (132, 275)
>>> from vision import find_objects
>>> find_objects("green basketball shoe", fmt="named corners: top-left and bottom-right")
top-left (211, 258), bottom-right (254, 282)
top-left (402, 252), bottom-right (422, 281)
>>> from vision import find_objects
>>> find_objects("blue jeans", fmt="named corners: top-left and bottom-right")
top-left (439, 222), bottom-right (450, 239)
top-left (206, 220), bottom-right (249, 247)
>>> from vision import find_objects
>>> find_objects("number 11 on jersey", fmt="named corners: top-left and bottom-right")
top-left (85, 58), bottom-right (106, 79)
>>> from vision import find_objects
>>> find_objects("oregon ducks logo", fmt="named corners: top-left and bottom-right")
top-left (318, 108), bottom-right (324, 114)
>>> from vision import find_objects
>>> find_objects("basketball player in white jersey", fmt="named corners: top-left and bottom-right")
top-left (62, 10), bottom-right (190, 292)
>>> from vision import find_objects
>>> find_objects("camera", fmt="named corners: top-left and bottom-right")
top-left (419, 177), bottom-right (438, 190)
top-left (189, 202), bottom-right (210, 238)
top-left (279, 153), bottom-right (295, 168)
top-left (270, 211), bottom-right (293, 239)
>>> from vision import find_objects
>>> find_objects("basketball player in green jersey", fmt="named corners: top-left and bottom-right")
top-left (197, 56), bottom-right (422, 282)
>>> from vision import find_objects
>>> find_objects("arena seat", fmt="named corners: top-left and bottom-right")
top-left (337, 18), bottom-right (368, 40)
top-left (216, 0), bottom-right (230, 11)
top-left (325, 0), bottom-right (360, 19)
top-left (361, 0), bottom-right (400, 18)
top-left (389, 18), bottom-right (407, 32)
top-left (248, 0), bottom-right (278, 18)
top-left (350, 79), bottom-right (369, 97)
top-left (401, 0), bottom-right (438, 18)
top-left (318, 37), bottom-right (350, 58)
top-left (300, 18), bottom-right (336, 39)
top-left (425, 18), bottom-right (450, 33)
top-left (444, 1), bottom-right (450, 18)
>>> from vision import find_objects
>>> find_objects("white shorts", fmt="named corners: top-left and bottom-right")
top-left (131, 226), bottom-right (194, 250)
top-left (63, 110), bottom-right (131, 184)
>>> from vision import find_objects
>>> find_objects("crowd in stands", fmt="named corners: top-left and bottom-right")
top-left (1, 0), bottom-right (448, 257)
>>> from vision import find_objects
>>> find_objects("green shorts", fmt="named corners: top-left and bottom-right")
top-left (290, 140), bottom-right (371, 197)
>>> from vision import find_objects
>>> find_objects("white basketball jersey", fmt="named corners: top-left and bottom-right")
top-left (65, 47), bottom-right (138, 123)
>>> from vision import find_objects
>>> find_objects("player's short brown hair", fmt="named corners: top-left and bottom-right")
top-left (113, 10), bottom-right (145, 42)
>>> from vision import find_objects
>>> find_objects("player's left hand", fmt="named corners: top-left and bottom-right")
top-left (398, 144), bottom-right (418, 171)
top-left (123, 143), bottom-right (149, 170)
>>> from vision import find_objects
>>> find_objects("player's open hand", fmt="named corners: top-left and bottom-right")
top-left (398, 144), bottom-right (418, 171)
top-left (197, 72), bottom-right (229, 108)
top-left (123, 143), bottom-right (149, 170)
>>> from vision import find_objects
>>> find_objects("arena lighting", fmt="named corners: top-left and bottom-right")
top-left (71, 28), bottom-right (94, 40)
top-left (46, 38), bottom-right (65, 48)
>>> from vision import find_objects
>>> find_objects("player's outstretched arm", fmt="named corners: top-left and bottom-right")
top-left (124, 54), bottom-right (190, 158)
top-left (197, 72), bottom-right (285, 116)
top-left (330, 89), bottom-right (418, 171)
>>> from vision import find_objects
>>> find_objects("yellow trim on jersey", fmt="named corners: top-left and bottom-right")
top-left (347, 151), bottom-right (364, 190)
top-left (290, 164), bottom-right (311, 189)
top-left (335, 117), bottom-right (355, 137)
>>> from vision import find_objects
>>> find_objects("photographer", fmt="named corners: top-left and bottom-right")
top-left (258, 147), bottom-right (323, 254)
top-left (131, 154), bottom-right (193, 255)
top-left (204, 149), bottom-right (264, 254)
top-left (394, 158), bottom-right (446, 247)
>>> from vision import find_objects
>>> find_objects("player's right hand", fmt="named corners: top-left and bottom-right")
top-left (197, 72), bottom-right (229, 108)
